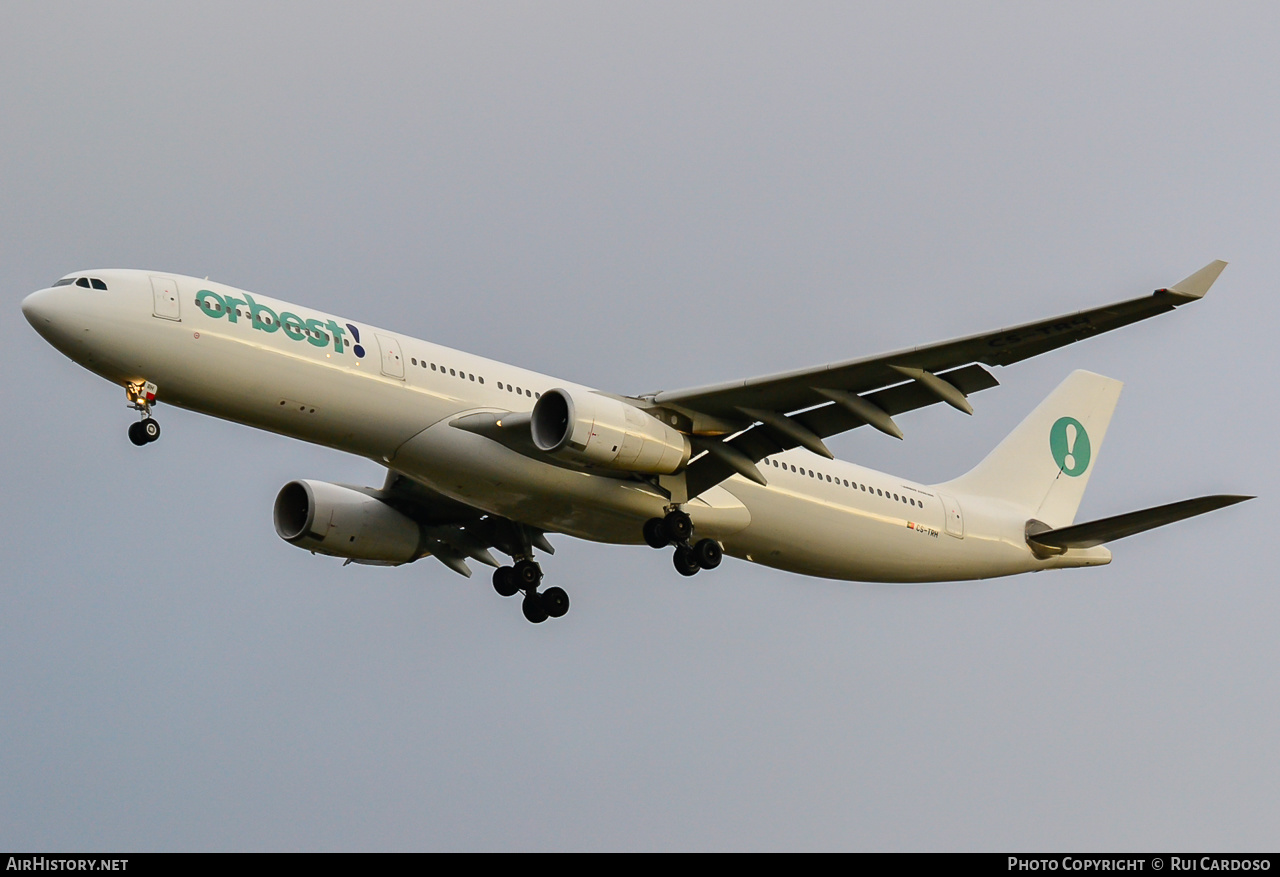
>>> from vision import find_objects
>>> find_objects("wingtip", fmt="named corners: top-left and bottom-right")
top-left (1163, 260), bottom-right (1228, 300)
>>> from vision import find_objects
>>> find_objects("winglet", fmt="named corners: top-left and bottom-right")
top-left (1161, 260), bottom-right (1227, 300)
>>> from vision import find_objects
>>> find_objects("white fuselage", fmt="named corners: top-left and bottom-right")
top-left (22, 269), bottom-right (1110, 583)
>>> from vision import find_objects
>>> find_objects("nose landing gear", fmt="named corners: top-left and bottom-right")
top-left (643, 509), bottom-right (724, 577)
top-left (128, 418), bottom-right (161, 446)
top-left (125, 381), bottom-right (162, 446)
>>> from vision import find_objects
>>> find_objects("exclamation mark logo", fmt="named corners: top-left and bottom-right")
top-left (1049, 416), bottom-right (1091, 477)
top-left (346, 323), bottom-right (365, 358)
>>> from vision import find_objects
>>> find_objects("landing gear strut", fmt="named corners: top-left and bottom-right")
top-left (126, 381), bottom-right (161, 446)
top-left (643, 509), bottom-right (723, 577)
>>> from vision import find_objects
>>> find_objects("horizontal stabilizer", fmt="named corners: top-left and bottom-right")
top-left (1027, 494), bottom-right (1252, 553)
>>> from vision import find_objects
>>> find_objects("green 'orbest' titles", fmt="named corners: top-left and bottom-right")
top-left (195, 290), bottom-right (349, 354)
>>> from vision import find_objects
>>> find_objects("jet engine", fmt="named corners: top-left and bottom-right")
top-left (530, 388), bottom-right (690, 474)
top-left (273, 479), bottom-right (423, 564)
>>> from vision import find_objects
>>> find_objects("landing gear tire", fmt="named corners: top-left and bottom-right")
top-left (693, 538), bottom-right (722, 570)
top-left (542, 586), bottom-right (570, 618)
top-left (141, 418), bottom-right (160, 443)
top-left (643, 517), bottom-right (669, 549)
top-left (673, 547), bottom-right (701, 577)
top-left (128, 422), bottom-right (148, 446)
top-left (522, 593), bottom-right (549, 624)
top-left (663, 509), bottom-right (693, 544)
top-left (513, 559), bottom-right (543, 587)
top-left (493, 566), bottom-right (519, 597)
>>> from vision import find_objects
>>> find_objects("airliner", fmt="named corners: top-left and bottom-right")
top-left (21, 262), bottom-right (1250, 622)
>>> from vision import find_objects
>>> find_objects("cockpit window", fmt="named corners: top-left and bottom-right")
top-left (59, 276), bottom-right (109, 290)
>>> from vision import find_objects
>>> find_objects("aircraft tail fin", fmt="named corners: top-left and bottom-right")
top-left (939, 370), bottom-right (1123, 528)
top-left (1026, 494), bottom-right (1253, 555)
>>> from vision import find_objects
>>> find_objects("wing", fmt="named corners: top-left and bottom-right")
top-left (642, 261), bottom-right (1225, 498)
top-left (375, 469), bottom-right (554, 577)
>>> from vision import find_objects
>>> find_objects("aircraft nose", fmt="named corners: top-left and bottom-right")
top-left (22, 286), bottom-right (80, 349)
top-left (22, 288), bottom-right (54, 327)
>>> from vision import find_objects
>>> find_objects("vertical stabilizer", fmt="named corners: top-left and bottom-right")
top-left (938, 370), bottom-right (1123, 528)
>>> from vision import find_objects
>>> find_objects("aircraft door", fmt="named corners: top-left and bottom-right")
top-left (376, 334), bottom-right (405, 379)
top-left (939, 493), bottom-right (964, 538)
top-left (150, 276), bottom-right (181, 321)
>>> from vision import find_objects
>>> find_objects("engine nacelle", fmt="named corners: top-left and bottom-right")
top-left (531, 388), bottom-right (690, 474)
top-left (273, 479), bottom-right (423, 564)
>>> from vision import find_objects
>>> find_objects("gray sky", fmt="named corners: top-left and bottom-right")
top-left (1, 2), bottom-right (1276, 851)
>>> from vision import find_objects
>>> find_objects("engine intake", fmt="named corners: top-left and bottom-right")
top-left (531, 388), bottom-right (690, 474)
top-left (273, 479), bottom-right (423, 564)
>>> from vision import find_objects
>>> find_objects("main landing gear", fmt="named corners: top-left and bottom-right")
top-left (126, 381), bottom-right (161, 446)
top-left (492, 559), bottom-right (570, 624)
top-left (643, 509), bottom-right (723, 577)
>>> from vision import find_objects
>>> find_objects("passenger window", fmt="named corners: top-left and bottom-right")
top-left (412, 358), bottom-right (418, 366)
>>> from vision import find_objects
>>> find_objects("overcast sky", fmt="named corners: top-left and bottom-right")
top-left (1, 2), bottom-right (1276, 851)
